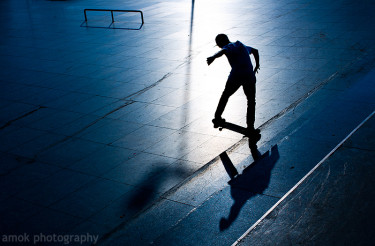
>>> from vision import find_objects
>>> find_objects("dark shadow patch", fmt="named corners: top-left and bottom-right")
top-left (126, 163), bottom-right (189, 212)
top-left (220, 152), bottom-right (238, 179)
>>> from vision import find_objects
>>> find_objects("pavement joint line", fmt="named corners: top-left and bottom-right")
top-left (29, 100), bottom-right (137, 158)
top-left (0, 105), bottom-right (45, 130)
top-left (232, 109), bottom-right (375, 246)
top-left (162, 197), bottom-right (196, 208)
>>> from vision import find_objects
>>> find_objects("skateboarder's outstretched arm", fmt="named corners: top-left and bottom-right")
top-left (207, 49), bottom-right (226, 66)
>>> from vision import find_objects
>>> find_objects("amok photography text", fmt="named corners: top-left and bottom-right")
top-left (1, 233), bottom-right (99, 245)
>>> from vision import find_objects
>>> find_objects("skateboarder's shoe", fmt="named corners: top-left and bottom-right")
top-left (212, 117), bottom-right (226, 128)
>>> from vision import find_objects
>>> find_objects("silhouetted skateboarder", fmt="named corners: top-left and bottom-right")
top-left (207, 34), bottom-right (260, 142)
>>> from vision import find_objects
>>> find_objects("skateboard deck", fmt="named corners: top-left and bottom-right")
top-left (218, 121), bottom-right (249, 136)
top-left (215, 121), bottom-right (261, 146)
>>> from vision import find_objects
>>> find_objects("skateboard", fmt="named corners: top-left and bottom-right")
top-left (213, 119), bottom-right (261, 145)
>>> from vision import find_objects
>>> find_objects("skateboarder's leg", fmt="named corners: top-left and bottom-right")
top-left (243, 78), bottom-right (260, 145)
top-left (214, 76), bottom-right (241, 121)
top-left (242, 80), bottom-right (256, 131)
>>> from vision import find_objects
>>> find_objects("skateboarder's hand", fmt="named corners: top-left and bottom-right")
top-left (254, 65), bottom-right (260, 74)
top-left (207, 56), bottom-right (215, 65)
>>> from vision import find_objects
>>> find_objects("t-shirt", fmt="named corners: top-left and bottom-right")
top-left (222, 41), bottom-right (253, 76)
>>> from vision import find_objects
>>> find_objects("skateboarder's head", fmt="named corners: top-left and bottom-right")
top-left (215, 34), bottom-right (230, 48)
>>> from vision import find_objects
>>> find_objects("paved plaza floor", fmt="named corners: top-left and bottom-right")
top-left (0, 0), bottom-right (375, 245)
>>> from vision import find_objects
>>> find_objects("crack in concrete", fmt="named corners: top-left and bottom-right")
top-left (0, 106), bottom-right (46, 130)
top-left (124, 72), bottom-right (173, 100)
top-left (32, 100), bottom-right (137, 158)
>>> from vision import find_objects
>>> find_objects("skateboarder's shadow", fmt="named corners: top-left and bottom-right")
top-left (220, 145), bottom-right (279, 231)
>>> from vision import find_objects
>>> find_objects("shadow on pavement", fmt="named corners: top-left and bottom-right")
top-left (126, 163), bottom-right (188, 211)
top-left (126, 167), bottom-right (166, 211)
top-left (220, 145), bottom-right (280, 231)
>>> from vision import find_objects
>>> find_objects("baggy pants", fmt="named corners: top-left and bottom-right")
top-left (214, 72), bottom-right (256, 130)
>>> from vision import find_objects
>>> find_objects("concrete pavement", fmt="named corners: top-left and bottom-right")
top-left (236, 111), bottom-right (375, 246)
top-left (99, 63), bottom-right (375, 246)
top-left (0, 0), bottom-right (375, 245)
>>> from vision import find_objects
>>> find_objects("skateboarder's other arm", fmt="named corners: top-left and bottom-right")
top-left (250, 48), bottom-right (260, 74)
top-left (207, 49), bottom-right (226, 66)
